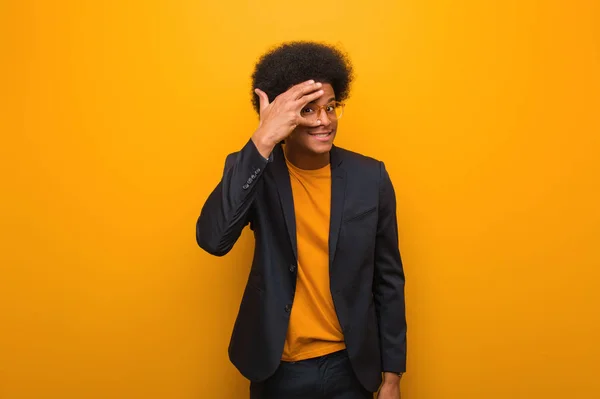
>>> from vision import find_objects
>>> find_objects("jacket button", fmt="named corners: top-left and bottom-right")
top-left (247, 178), bottom-right (253, 184)
top-left (242, 184), bottom-right (249, 190)
top-left (289, 264), bottom-right (296, 273)
top-left (256, 168), bottom-right (261, 173)
top-left (285, 304), bottom-right (292, 313)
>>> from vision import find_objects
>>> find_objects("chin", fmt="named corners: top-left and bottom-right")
top-left (303, 139), bottom-right (333, 155)
top-left (313, 143), bottom-right (333, 153)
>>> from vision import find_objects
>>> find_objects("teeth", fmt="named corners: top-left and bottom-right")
top-left (314, 133), bottom-right (329, 137)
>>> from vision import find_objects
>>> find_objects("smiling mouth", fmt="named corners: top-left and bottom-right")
top-left (309, 131), bottom-right (333, 138)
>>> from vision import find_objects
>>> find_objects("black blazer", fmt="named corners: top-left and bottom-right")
top-left (196, 139), bottom-right (406, 392)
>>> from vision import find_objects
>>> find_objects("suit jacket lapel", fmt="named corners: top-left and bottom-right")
top-left (271, 144), bottom-right (298, 261)
top-left (329, 146), bottom-right (346, 267)
top-left (270, 144), bottom-right (345, 265)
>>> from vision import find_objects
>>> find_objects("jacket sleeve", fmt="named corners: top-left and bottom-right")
top-left (373, 161), bottom-right (407, 373)
top-left (196, 138), bottom-right (270, 256)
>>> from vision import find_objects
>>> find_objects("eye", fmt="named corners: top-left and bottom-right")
top-left (301, 106), bottom-right (315, 114)
top-left (326, 104), bottom-right (336, 113)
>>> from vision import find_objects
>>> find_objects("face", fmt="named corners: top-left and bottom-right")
top-left (285, 83), bottom-right (338, 156)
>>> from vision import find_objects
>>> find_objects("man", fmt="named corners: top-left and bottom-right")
top-left (196, 41), bottom-right (406, 399)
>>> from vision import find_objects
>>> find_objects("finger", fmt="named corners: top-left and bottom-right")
top-left (282, 80), bottom-right (319, 100)
top-left (278, 80), bottom-right (311, 99)
top-left (254, 88), bottom-right (270, 112)
top-left (292, 81), bottom-right (323, 100)
top-left (297, 88), bottom-right (324, 106)
top-left (292, 79), bottom-right (316, 91)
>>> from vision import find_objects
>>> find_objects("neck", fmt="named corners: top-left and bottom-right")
top-left (283, 144), bottom-right (330, 170)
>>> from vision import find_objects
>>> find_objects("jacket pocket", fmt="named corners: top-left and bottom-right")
top-left (343, 206), bottom-right (377, 224)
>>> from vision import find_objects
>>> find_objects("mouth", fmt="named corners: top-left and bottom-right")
top-left (308, 131), bottom-right (333, 142)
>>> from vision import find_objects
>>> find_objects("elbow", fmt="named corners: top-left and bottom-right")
top-left (197, 240), bottom-right (228, 257)
top-left (196, 229), bottom-right (230, 257)
top-left (196, 220), bottom-right (231, 257)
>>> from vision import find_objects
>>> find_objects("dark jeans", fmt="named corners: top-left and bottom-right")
top-left (250, 349), bottom-right (374, 399)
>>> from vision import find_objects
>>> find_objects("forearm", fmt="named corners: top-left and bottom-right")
top-left (375, 278), bottom-right (407, 373)
top-left (383, 371), bottom-right (402, 383)
top-left (196, 138), bottom-right (268, 255)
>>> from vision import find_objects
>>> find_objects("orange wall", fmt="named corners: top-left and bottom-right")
top-left (1, 1), bottom-right (599, 398)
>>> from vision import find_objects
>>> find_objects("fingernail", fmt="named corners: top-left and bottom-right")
top-left (316, 82), bottom-right (322, 87)
top-left (308, 80), bottom-right (315, 84)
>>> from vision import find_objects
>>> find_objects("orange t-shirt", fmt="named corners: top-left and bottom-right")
top-left (281, 157), bottom-right (346, 361)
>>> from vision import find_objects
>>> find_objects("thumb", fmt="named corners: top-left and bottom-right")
top-left (254, 88), bottom-right (269, 113)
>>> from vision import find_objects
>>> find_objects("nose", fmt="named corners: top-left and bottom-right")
top-left (317, 108), bottom-right (332, 126)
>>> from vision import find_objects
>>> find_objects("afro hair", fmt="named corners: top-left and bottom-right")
top-left (250, 41), bottom-right (354, 114)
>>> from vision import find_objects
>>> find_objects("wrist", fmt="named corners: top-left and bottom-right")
top-left (383, 372), bottom-right (402, 384)
top-left (251, 130), bottom-right (276, 159)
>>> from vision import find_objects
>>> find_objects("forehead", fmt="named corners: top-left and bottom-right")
top-left (320, 83), bottom-right (335, 97)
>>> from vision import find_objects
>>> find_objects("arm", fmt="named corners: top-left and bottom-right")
top-left (196, 80), bottom-right (325, 256)
top-left (373, 162), bottom-right (407, 378)
top-left (195, 139), bottom-right (269, 256)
